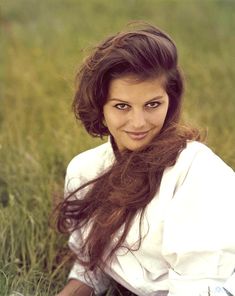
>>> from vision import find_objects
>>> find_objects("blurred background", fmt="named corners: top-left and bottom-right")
top-left (0, 0), bottom-right (234, 295)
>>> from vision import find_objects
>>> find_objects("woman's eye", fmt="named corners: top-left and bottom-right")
top-left (114, 103), bottom-right (129, 110)
top-left (146, 101), bottom-right (160, 108)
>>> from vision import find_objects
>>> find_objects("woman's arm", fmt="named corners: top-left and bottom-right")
top-left (162, 144), bottom-right (235, 295)
top-left (56, 279), bottom-right (93, 296)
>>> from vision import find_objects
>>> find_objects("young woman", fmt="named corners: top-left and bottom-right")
top-left (56, 24), bottom-right (235, 296)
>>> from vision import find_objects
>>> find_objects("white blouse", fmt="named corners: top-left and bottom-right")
top-left (65, 141), bottom-right (235, 296)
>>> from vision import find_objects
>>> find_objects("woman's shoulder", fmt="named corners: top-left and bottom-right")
top-left (173, 140), bottom-right (234, 185)
top-left (162, 140), bottom-right (234, 192)
top-left (181, 140), bottom-right (213, 157)
top-left (180, 140), bottom-right (233, 171)
top-left (66, 141), bottom-right (115, 179)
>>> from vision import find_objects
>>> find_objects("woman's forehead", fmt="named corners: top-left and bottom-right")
top-left (107, 76), bottom-right (167, 103)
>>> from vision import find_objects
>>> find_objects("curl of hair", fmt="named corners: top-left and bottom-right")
top-left (56, 23), bottom-right (202, 272)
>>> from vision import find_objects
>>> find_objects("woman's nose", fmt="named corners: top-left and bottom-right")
top-left (129, 110), bottom-right (146, 129)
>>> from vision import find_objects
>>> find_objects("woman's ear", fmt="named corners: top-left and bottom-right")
top-left (102, 118), bottom-right (107, 127)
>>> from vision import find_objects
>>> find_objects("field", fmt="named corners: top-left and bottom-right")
top-left (0, 0), bottom-right (235, 295)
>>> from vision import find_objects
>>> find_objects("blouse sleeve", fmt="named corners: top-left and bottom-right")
top-left (68, 231), bottom-right (110, 294)
top-left (64, 157), bottom-right (110, 295)
top-left (162, 145), bottom-right (235, 296)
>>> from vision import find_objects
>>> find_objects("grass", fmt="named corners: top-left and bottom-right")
top-left (0, 0), bottom-right (235, 295)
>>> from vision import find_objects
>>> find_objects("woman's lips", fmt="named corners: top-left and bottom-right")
top-left (125, 131), bottom-right (149, 140)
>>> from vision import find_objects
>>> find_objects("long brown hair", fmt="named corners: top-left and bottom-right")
top-left (56, 23), bottom-right (201, 272)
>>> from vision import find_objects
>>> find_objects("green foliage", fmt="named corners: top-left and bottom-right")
top-left (0, 0), bottom-right (234, 294)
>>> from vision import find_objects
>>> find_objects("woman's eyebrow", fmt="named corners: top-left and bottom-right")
top-left (145, 96), bottom-right (164, 103)
top-left (108, 98), bottom-right (129, 103)
top-left (108, 96), bottom-right (164, 103)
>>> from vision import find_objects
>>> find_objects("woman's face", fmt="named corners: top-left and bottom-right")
top-left (103, 76), bottom-right (169, 151)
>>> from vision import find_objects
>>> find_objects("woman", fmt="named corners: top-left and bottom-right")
top-left (56, 24), bottom-right (235, 296)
